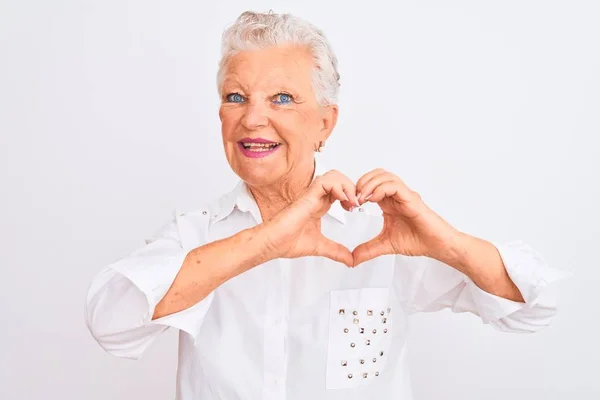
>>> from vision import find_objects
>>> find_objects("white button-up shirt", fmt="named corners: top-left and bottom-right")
top-left (85, 160), bottom-right (567, 400)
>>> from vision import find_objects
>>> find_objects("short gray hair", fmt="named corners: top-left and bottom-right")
top-left (217, 11), bottom-right (341, 105)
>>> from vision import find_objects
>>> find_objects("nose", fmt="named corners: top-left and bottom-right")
top-left (241, 101), bottom-right (269, 130)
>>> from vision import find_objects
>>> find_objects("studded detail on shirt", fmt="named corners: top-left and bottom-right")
top-left (328, 288), bottom-right (393, 389)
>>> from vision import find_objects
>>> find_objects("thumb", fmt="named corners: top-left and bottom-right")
top-left (314, 235), bottom-right (354, 267)
top-left (352, 236), bottom-right (392, 267)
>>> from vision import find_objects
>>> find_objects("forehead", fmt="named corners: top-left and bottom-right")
top-left (223, 45), bottom-right (314, 89)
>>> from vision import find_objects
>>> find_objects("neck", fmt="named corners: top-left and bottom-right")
top-left (248, 159), bottom-right (316, 222)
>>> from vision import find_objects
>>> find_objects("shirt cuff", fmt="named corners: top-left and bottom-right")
top-left (113, 250), bottom-right (213, 342)
top-left (466, 240), bottom-right (571, 323)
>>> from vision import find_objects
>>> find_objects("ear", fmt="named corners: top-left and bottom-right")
top-left (319, 104), bottom-right (339, 142)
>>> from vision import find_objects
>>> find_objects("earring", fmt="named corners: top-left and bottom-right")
top-left (316, 141), bottom-right (325, 152)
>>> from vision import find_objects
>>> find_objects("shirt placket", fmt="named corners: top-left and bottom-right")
top-left (262, 258), bottom-right (289, 400)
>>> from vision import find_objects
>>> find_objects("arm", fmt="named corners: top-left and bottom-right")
top-left (435, 232), bottom-right (524, 302)
top-left (395, 239), bottom-right (569, 333)
top-left (351, 169), bottom-right (570, 332)
top-left (86, 171), bottom-right (356, 359)
top-left (152, 225), bottom-right (271, 319)
top-left (85, 215), bottom-right (271, 359)
top-left (154, 170), bottom-right (359, 318)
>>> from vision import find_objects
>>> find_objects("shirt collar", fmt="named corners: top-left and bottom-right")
top-left (213, 154), bottom-right (346, 224)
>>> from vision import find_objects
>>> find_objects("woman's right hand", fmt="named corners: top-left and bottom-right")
top-left (258, 170), bottom-right (358, 267)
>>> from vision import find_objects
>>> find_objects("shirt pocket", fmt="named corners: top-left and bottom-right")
top-left (325, 287), bottom-right (393, 389)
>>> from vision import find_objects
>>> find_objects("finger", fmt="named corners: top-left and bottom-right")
top-left (357, 173), bottom-right (398, 203)
top-left (367, 180), bottom-right (416, 205)
top-left (327, 170), bottom-right (359, 206)
top-left (326, 181), bottom-right (350, 204)
top-left (315, 235), bottom-right (354, 267)
top-left (310, 176), bottom-right (347, 204)
top-left (339, 200), bottom-right (355, 212)
top-left (356, 169), bottom-right (389, 201)
top-left (340, 180), bottom-right (360, 207)
top-left (352, 235), bottom-right (392, 267)
top-left (319, 170), bottom-right (359, 207)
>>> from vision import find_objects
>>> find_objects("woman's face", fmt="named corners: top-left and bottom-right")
top-left (219, 45), bottom-right (338, 187)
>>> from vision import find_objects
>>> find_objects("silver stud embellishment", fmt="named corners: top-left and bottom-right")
top-left (348, 374), bottom-right (353, 379)
top-left (367, 310), bottom-right (373, 316)
top-left (380, 311), bottom-right (385, 316)
top-left (352, 310), bottom-right (358, 316)
top-left (339, 309), bottom-right (345, 315)
top-left (384, 328), bottom-right (388, 333)
top-left (350, 342), bottom-right (356, 348)
top-left (359, 327), bottom-right (364, 334)
top-left (202, 211), bottom-right (207, 215)
top-left (363, 373), bottom-right (368, 379)
top-left (360, 359), bottom-right (365, 364)
top-left (372, 329), bottom-right (377, 334)
top-left (375, 371), bottom-right (379, 376)
top-left (365, 339), bottom-right (371, 345)
top-left (353, 318), bottom-right (359, 324)
top-left (382, 318), bottom-right (387, 324)
top-left (344, 328), bottom-right (349, 333)
top-left (387, 307), bottom-right (391, 313)
top-left (373, 358), bottom-right (377, 363)
top-left (380, 351), bottom-right (384, 356)
top-left (341, 360), bottom-right (347, 366)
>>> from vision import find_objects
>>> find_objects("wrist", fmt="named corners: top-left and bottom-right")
top-left (430, 230), bottom-right (470, 273)
top-left (248, 223), bottom-right (282, 262)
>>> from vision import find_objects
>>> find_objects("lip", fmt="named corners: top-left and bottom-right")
top-left (237, 138), bottom-right (282, 159)
top-left (238, 137), bottom-right (279, 144)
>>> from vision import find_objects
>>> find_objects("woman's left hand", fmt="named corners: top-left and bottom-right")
top-left (352, 169), bottom-right (463, 267)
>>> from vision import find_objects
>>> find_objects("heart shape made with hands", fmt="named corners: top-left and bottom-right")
top-left (317, 168), bottom-right (458, 268)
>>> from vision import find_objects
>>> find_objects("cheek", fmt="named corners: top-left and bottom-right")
top-left (274, 109), bottom-right (320, 145)
top-left (219, 109), bottom-right (239, 139)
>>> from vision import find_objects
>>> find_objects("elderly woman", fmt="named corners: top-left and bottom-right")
top-left (86, 11), bottom-right (567, 400)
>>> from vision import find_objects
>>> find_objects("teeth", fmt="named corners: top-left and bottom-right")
top-left (242, 142), bottom-right (280, 151)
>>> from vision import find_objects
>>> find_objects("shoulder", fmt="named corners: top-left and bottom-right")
top-left (165, 192), bottom-right (229, 247)
top-left (175, 186), bottom-right (236, 220)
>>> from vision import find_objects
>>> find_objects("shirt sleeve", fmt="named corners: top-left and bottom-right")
top-left (393, 240), bottom-right (570, 333)
top-left (85, 214), bottom-right (214, 359)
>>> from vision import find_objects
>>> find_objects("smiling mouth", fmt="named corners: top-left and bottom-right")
top-left (239, 142), bottom-right (281, 152)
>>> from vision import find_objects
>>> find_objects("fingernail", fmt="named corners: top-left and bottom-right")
top-left (365, 194), bottom-right (372, 201)
top-left (343, 193), bottom-right (349, 201)
top-left (349, 206), bottom-right (356, 212)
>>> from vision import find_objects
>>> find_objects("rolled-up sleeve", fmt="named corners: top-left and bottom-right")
top-left (85, 215), bottom-right (214, 359)
top-left (394, 240), bottom-right (570, 333)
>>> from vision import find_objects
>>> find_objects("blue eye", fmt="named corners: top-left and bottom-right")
top-left (226, 93), bottom-right (245, 103)
top-left (273, 93), bottom-right (293, 104)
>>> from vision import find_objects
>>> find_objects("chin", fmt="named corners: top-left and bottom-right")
top-left (226, 146), bottom-right (289, 187)
top-left (232, 161), bottom-right (286, 187)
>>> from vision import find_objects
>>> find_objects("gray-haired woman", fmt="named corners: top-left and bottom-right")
top-left (86, 11), bottom-right (567, 399)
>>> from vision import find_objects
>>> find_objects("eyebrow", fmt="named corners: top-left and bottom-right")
top-left (221, 78), bottom-right (250, 93)
top-left (270, 83), bottom-right (300, 93)
top-left (221, 84), bottom-right (302, 98)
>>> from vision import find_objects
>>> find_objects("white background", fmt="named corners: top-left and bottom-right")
top-left (1, 1), bottom-right (598, 399)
